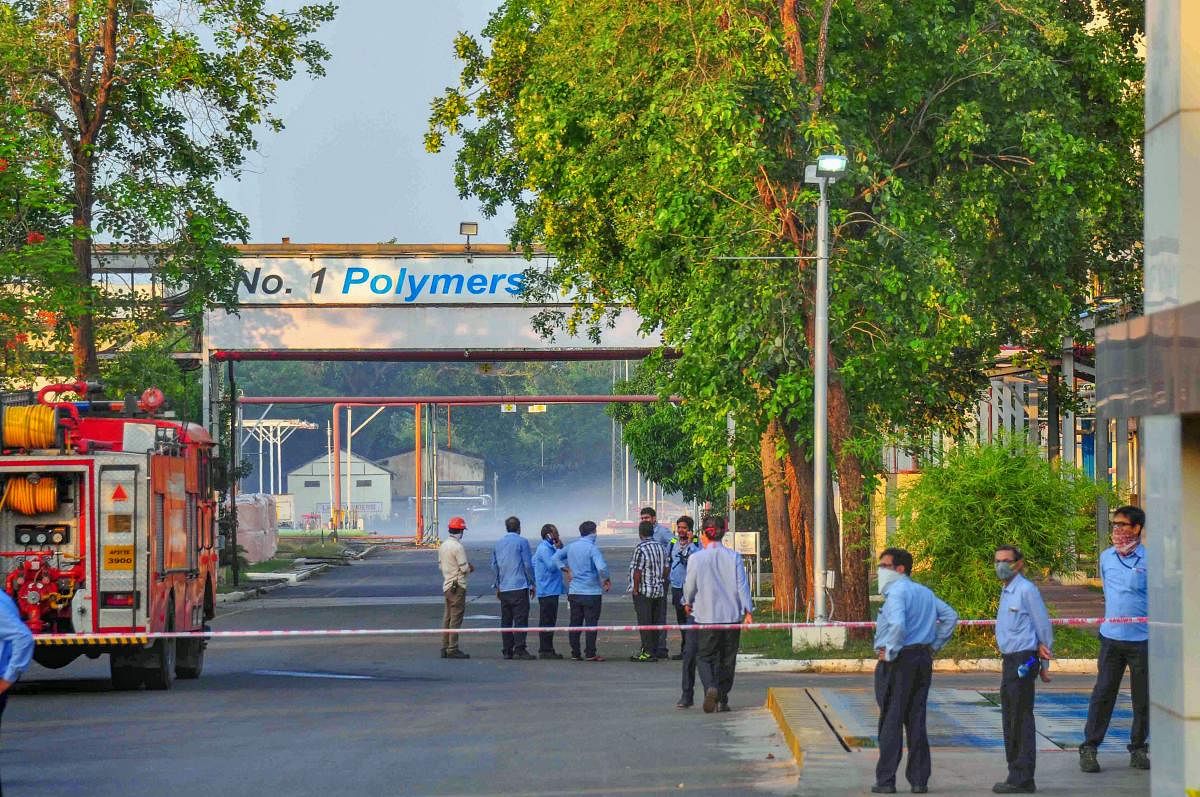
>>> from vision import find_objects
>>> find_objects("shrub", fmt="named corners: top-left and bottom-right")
top-left (892, 437), bottom-right (1112, 620)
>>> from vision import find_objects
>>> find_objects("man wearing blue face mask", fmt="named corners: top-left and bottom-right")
top-left (991, 544), bottom-right (1053, 795)
top-left (871, 548), bottom-right (959, 795)
top-left (1079, 505), bottom-right (1150, 773)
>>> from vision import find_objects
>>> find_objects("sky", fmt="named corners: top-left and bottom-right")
top-left (221, 1), bottom-right (515, 246)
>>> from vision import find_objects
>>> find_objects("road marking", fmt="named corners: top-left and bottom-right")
top-left (251, 669), bottom-right (376, 681)
top-left (465, 614), bottom-right (500, 620)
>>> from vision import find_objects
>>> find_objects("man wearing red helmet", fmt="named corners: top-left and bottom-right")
top-left (438, 516), bottom-right (474, 659)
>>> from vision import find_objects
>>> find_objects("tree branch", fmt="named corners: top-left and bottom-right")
top-left (809, 0), bottom-right (834, 113)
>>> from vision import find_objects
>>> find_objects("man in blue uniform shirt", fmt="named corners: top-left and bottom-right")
top-left (554, 520), bottom-right (611, 661)
top-left (0, 588), bottom-right (33, 795)
top-left (491, 515), bottom-right (536, 660)
top-left (641, 507), bottom-right (673, 658)
top-left (532, 523), bottom-right (565, 659)
top-left (992, 545), bottom-right (1053, 794)
top-left (871, 548), bottom-right (959, 794)
top-left (1079, 505), bottom-right (1150, 773)
top-left (669, 515), bottom-right (701, 659)
top-left (682, 515), bottom-right (753, 713)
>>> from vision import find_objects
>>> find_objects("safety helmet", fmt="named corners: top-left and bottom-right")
top-left (448, 516), bottom-right (467, 531)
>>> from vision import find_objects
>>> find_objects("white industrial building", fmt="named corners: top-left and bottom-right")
top-left (286, 452), bottom-right (392, 526)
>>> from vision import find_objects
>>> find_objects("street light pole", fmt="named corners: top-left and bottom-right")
top-left (805, 153), bottom-right (846, 623)
top-left (813, 175), bottom-right (830, 622)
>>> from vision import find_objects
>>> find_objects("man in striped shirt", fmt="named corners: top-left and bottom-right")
top-left (629, 520), bottom-right (670, 662)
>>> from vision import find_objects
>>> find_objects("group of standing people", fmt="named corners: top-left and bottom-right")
top-left (871, 505), bottom-right (1149, 794)
top-left (436, 507), bottom-right (754, 713)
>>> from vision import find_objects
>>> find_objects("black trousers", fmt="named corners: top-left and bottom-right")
top-left (498, 589), bottom-right (530, 655)
top-left (672, 587), bottom-right (689, 653)
top-left (568, 594), bottom-right (603, 658)
top-left (651, 589), bottom-right (669, 657)
top-left (537, 595), bottom-right (560, 653)
top-left (632, 594), bottom-right (665, 654)
top-left (680, 617), bottom-right (699, 699)
top-left (697, 628), bottom-right (741, 703)
top-left (1, 690), bottom-right (7, 797)
top-left (1000, 650), bottom-right (1040, 786)
top-left (874, 646), bottom-right (933, 789)
top-left (1083, 635), bottom-right (1149, 751)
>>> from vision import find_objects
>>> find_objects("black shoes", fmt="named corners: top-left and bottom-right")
top-left (717, 702), bottom-right (731, 713)
top-left (1130, 749), bottom-right (1150, 770)
top-left (538, 651), bottom-right (564, 660)
top-left (702, 687), bottom-right (720, 714)
top-left (502, 652), bottom-right (513, 660)
top-left (442, 649), bottom-right (470, 659)
top-left (570, 653), bottom-right (584, 661)
top-left (869, 786), bottom-right (896, 795)
top-left (670, 653), bottom-right (684, 660)
top-left (512, 650), bottom-right (536, 660)
top-left (676, 695), bottom-right (693, 709)
top-left (911, 787), bottom-right (928, 794)
top-left (991, 782), bottom-right (1036, 794)
top-left (1079, 747), bottom-right (1100, 773)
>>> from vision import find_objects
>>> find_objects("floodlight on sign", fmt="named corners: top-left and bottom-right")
top-left (459, 222), bottom-right (479, 237)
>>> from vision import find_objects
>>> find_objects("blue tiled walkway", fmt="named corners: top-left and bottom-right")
top-left (810, 688), bottom-right (1137, 751)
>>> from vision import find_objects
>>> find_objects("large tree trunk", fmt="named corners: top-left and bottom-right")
top-left (760, 419), bottom-right (798, 613)
top-left (827, 380), bottom-right (870, 622)
top-left (70, 204), bottom-right (99, 381)
top-left (783, 434), bottom-right (813, 613)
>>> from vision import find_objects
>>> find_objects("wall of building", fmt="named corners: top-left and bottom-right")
top-left (286, 453), bottom-right (393, 523)
top-left (1142, 2), bottom-right (1199, 792)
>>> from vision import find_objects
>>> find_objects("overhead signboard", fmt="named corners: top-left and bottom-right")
top-left (192, 246), bottom-right (656, 355)
top-left (236, 256), bottom-right (534, 306)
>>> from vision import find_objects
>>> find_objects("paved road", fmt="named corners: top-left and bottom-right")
top-left (4, 542), bottom-right (1153, 796)
top-left (6, 541), bottom-right (798, 797)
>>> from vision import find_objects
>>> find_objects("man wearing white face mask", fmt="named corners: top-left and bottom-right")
top-left (871, 548), bottom-right (959, 795)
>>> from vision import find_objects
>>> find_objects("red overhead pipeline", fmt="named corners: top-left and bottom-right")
top-left (240, 394), bottom-right (676, 405)
top-left (254, 394), bottom-right (681, 540)
top-left (212, 349), bottom-right (669, 363)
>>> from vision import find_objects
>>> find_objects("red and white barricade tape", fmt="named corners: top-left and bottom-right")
top-left (34, 616), bottom-right (1147, 643)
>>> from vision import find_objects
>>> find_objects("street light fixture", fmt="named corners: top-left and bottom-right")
top-left (804, 152), bottom-right (846, 623)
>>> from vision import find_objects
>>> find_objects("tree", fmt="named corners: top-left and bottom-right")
top-left (428, 0), bottom-right (1142, 619)
top-left (0, 1), bottom-right (336, 378)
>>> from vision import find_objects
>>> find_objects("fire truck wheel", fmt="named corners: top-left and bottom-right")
top-left (110, 656), bottom-right (143, 691)
top-left (176, 626), bottom-right (206, 679)
top-left (143, 606), bottom-right (177, 691)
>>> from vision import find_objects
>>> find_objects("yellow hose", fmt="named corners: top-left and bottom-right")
top-left (2, 404), bottom-right (58, 449)
top-left (0, 476), bottom-right (57, 516)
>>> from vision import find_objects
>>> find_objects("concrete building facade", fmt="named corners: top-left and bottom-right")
top-left (1096, 3), bottom-right (1199, 793)
top-left (286, 452), bottom-right (393, 526)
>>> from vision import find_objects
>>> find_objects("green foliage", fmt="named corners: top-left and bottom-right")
top-left (892, 438), bottom-right (1112, 619)
top-left (426, 0), bottom-right (1143, 503)
top-left (100, 339), bottom-right (202, 422)
top-left (0, 1), bottom-right (336, 373)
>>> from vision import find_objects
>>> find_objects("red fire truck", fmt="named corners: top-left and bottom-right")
top-left (0, 382), bottom-right (217, 690)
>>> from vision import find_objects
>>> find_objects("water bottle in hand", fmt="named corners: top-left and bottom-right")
top-left (1017, 656), bottom-right (1038, 678)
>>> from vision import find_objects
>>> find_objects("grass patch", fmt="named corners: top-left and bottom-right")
top-left (275, 539), bottom-right (349, 559)
top-left (740, 611), bottom-right (1101, 660)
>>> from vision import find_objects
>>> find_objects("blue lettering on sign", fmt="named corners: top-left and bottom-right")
top-left (336, 266), bottom-right (529, 301)
top-left (343, 267), bottom-right (370, 291)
